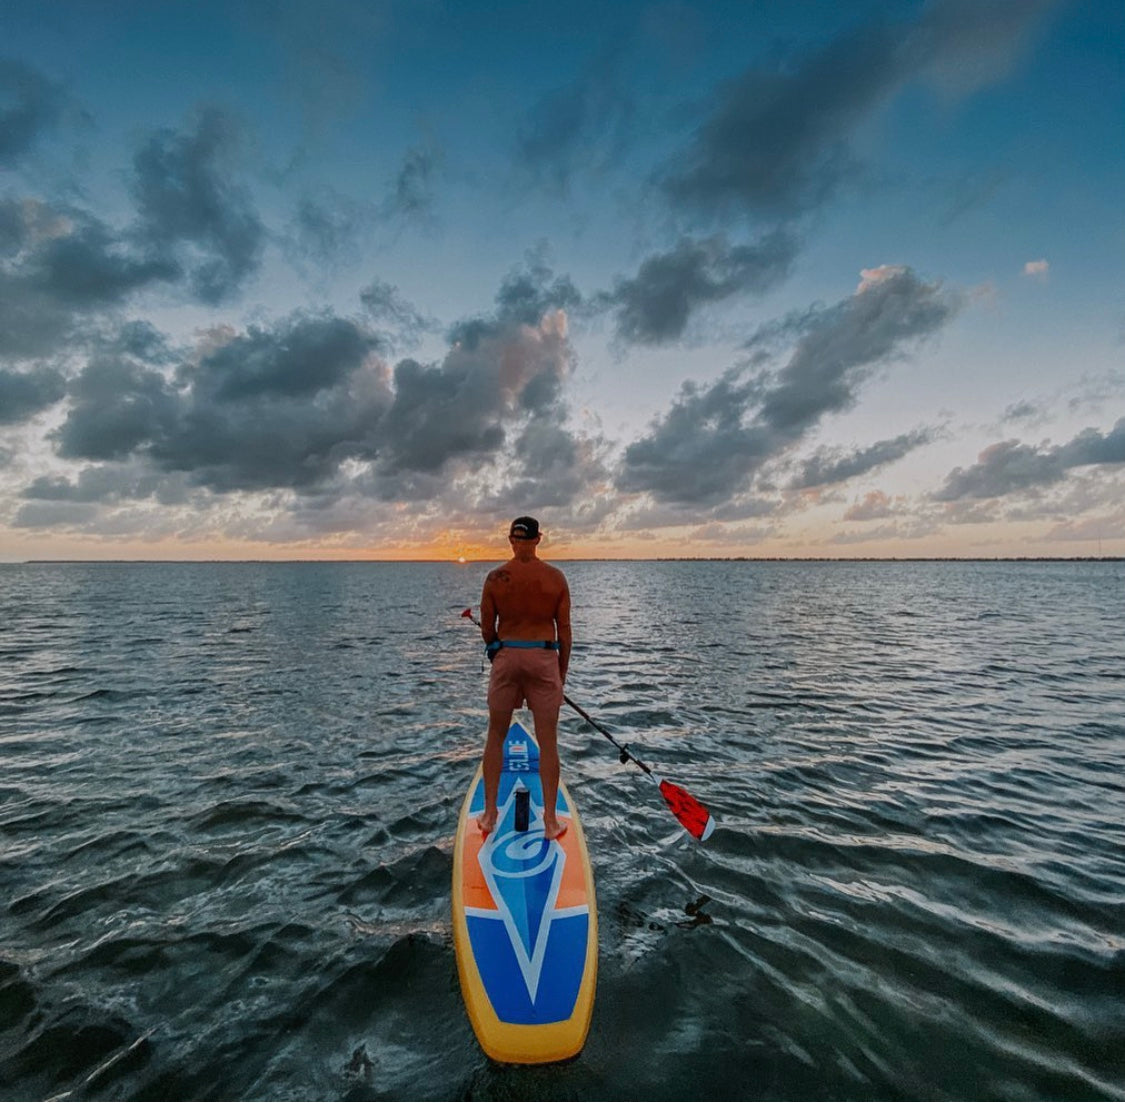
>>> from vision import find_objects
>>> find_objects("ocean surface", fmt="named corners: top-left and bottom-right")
top-left (1, 559), bottom-right (1123, 1101)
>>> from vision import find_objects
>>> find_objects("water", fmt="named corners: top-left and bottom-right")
top-left (2, 560), bottom-right (1123, 1101)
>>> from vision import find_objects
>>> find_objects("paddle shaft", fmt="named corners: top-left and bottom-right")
top-left (562, 693), bottom-right (654, 777)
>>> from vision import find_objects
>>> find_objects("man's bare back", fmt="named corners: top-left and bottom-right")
top-left (481, 557), bottom-right (570, 658)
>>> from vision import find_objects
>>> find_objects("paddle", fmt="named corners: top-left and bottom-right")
top-left (461, 608), bottom-right (716, 842)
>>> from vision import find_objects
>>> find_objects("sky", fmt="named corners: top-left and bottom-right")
top-left (1, 0), bottom-right (1123, 561)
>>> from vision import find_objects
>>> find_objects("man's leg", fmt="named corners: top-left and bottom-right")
top-left (477, 707), bottom-right (513, 834)
top-left (531, 705), bottom-right (566, 839)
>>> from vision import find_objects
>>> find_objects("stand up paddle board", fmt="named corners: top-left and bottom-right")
top-left (452, 720), bottom-right (597, 1063)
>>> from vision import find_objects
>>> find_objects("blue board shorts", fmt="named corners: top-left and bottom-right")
top-left (487, 647), bottom-right (563, 713)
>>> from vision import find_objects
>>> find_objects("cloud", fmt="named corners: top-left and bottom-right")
top-left (1001, 399), bottom-right (1042, 423)
top-left (756, 267), bottom-right (960, 436)
top-left (30, 213), bottom-right (180, 305)
top-left (474, 420), bottom-right (611, 517)
top-left (790, 428), bottom-right (934, 489)
top-left (22, 462), bottom-right (184, 505)
top-left (378, 308), bottom-right (572, 478)
top-left (661, 0), bottom-right (1051, 221)
top-left (933, 418), bottom-right (1125, 501)
top-left (0, 58), bottom-right (62, 164)
top-left (933, 439), bottom-right (1067, 500)
top-left (617, 368), bottom-right (772, 505)
top-left (0, 200), bottom-right (180, 362)
top-left (618, 267), bottom-right (961, 504)
top-left (288, 190), bottom-right (371, 266)
top-left (603, 231), bottom-right (798, 345)
top-left (29, 270), bottom-right (587, 518)
top-left (843, 490), bottom-right (898, 522)
top-left (515, 44), bottom-right (635, 193)
top-left (827, 518), bottom-right (938, 545)
top-left (382, 145), bottom-right (440, 222)
top-left (1044, 513), bottom-right (1125, 543)
top-left (51, 313), bottom-right (386, 491)
top-left (1059, 419), bottom-right (1125, 466)
top-left (1023, 258), bottom-right (1049, 279)
top-left (54, 354), bottom-right (183, 463)
top-left (130, 108), bottom-right (265, 304)
top-left (450, 253), bottom-right (583, 341)
top-left (0, 366), bottom-right (66, 424)
top-left (359, 278), bottom-right (435, 348)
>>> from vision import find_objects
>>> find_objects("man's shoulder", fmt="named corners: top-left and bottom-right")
top-left (484, 561), bottom-right (514, 585)
top-left (540, 560), bottom-right (569, 586)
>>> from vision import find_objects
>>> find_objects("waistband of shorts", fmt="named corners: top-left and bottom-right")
top-left (486, 639), bottom-right (559, 653)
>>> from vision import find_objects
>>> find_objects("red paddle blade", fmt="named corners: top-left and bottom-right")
top-left (460, 607), bottom-right (474, 618)
top-left (657, 778), bottom-right (716, 842)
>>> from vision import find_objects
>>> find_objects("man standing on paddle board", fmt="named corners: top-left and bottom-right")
top-left (477, 516), bottom-right (572, 840)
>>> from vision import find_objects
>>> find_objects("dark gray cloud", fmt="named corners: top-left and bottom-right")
top-left (290, 191), bottom-right (369, 266)
top-left (1061, 420), bottom-right (1125, 466)
top-left (934, 417), bottom-right (1125, 501)
top-left (604, 231), bottom-right (798, 345)
top-left (32, 215), bottom-right (179, 305)
top-left (131, 108), bottom-right (265, 304)
top-left (618, 368), bottom-right (774, 504)
top-left (190, 315), bottom-right (371, 402)
top-left (359, 278), bottom-right (435, 347)
top-left (619, 267), bottom-right (960, 504)
top-left (0, 111), bottom-right (263, 372)
top-left (55, 354), bottom-right (182, 462)
top-left (379, 306), bottom-right (572, 477)
top-left (0, 58), bottom-right (61, 164)
top-left (0, 366), bottom-right (66, 424)
top-left (515, 44), bottom-right (635, 193)
top-left (383, 146), bottom-right (439, 222)
top-left (756, 268), bottom-right (959, 436)
top-left (53, 313), bottom-right (385, 491)
top-left (39, 286), bottom-right (579, 506)
top-left (1001, 399), bottom-right (1042, 423)
top-left (663, 0), bottom-right (1052, 221)
top-left (0, 270), bottom-right (75, 361)
top-left (22, 462), bottom-right (176, 505)
top-left (790, 428), bottom-right (934, 489)
top-left (154, 318), bottom-right (386, 492)
top-left (476, 421), bottom-right (610, 514)
top-left (492, 258), bottom-right (584, 328)
top-left (0, 200), bottom-right (181, 362)
top-left (0, 198), bottom-right (28, 255)
top-left (448, 255), bottom-right (582, 345)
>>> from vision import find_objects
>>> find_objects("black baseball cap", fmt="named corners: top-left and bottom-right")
top-left (509, 516), bottom-right (540, 539)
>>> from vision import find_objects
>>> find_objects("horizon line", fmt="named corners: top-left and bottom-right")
top-left (9, 555), bottom-right (1125, 565)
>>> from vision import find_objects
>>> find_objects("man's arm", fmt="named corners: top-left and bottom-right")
top-left (555, 576), bottom-right (572, 683)
top-left (480, 574), bottom-right (499, 646)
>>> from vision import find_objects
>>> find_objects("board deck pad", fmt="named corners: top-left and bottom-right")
top-left (452, 721), bottom-right (597, 1064)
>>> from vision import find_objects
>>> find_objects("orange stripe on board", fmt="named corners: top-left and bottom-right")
top-left (461, 820), bottom-right (495, 910)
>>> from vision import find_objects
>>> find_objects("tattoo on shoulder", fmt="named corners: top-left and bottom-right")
top-left (488, 568), bottom-right (511, 584)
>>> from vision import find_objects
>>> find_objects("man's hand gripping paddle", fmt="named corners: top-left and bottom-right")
top-left (461, 608), bottom-right (716, 842)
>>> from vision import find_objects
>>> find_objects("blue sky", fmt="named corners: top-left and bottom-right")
top-left (1, 0), bottom-right (1123, 559)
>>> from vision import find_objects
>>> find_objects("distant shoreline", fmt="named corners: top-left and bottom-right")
top-left (13, 556), bottom-right (1125, 565)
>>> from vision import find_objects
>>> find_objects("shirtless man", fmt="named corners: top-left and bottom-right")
top-left (477, 516), bottom-right (572, 840)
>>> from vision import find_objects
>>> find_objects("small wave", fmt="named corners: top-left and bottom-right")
top-left (335, 845), bottom-right (450, 908)
top-left (69, 688), bottom-right (151, 703)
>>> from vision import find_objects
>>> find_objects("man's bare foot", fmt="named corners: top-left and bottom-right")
top-left (476, 811), bottom-right (497, 836)
top-left (543, 819), bottom-right (568, 841)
